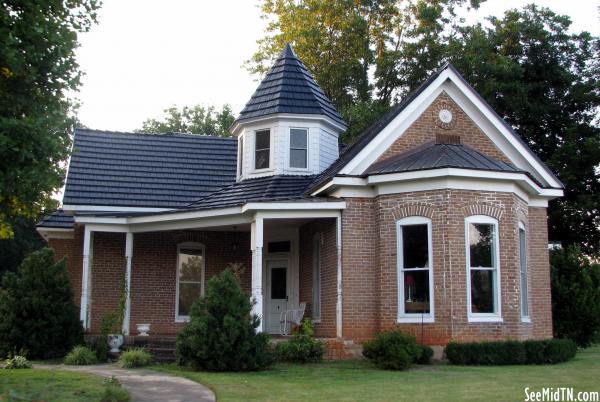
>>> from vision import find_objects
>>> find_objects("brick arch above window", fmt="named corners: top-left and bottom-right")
top-left (390, 203), bottom-right (436, 221)
top-left (460, 203), bottom-right (503, 220)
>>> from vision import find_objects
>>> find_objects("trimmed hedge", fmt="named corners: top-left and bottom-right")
top-left (445, 339), bottom-right (576, 365)
top-left (362, 329), bottom-right (424, 370)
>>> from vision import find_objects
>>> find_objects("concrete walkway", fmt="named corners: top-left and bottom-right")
top-left (35, 363), bottom-right (215, 402)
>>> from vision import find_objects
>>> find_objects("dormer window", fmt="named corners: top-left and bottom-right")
top-left (255, 129), bottom-right (270, 170)
top-left (290, 128), bottom-right (308, 169)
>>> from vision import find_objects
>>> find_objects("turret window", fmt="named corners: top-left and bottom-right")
top-left (255, 129), bottom-right (270, 170)
top-left (290, 128), bottom-right (308, 169)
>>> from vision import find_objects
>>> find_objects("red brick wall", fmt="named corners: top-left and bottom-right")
top-left (49, 227), bottom-right (84, 307)
top-left (528, 207), bottom-right (553, 339)
top-left (376, 92), bottom-right (510, 164)
top-left (299, 218), bottom-right (338, 338)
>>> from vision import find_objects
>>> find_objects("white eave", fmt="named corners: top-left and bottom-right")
top-left (230, 113), bottom-right (347, 136)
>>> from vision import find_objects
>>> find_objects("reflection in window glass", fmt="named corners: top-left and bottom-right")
top-left (467, 219), bottom-right (499, 316)
top-left (290, 128), bottom-right (308, 168)
top-left (177, 247), bottom-right (203, 317)
top-left (255, 130), bottom-right (270, 169)
top-left (398, 221), bottom-right (432, 316)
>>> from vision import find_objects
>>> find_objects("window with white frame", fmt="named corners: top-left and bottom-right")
top-left (312, 233), bottom-right (321, 320)
top-left (176, 243), bottom-right (205, 320)
top-left (254, 129), bottom-right (270, 170)
top-left (290, 128), bottom-right (308, 169)
top-left (519, 222), bottom-right (529, 320)
top-left (238, 135), bottom-right (244, 177)
top-left (466, 215), bottom-right (501, 320)
top-left (397, 216), bottom-right (434, 322)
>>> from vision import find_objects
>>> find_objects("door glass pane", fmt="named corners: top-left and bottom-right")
top-left (179, 250), bottom-right (203, 281)
top-left (404, 270), bottom-right (430, 313)
top-left (290, 149), bottom-right (307, 168)
top-left (178, 282), bottom-right (202, 316)
top-left (402, 224), bottom-right (429, 268)
top-left (290, 129), bottom-right (307, 148)
top-left (469, 223), bottom-right (494, 268)
top-left (271, 267), bottom-right (287, 299)
top-left (470, 269), bottom-right (495, 313)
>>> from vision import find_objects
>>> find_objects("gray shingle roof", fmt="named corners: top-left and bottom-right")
top-left (188, 175), bottom-right (317, 210)
top-left (63, 129), bottom-right (238, 208)
top-left (235, 44), bottom-right (347, 128)
top-left (37, 210), bottom-right (74, 229)
top-left (367, 142), bottom-right (522, 175)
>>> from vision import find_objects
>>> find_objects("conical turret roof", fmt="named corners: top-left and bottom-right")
top-left (236, 44), bottom-right (346, 128)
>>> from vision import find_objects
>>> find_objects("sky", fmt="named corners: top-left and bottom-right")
top-left (74, 0), bottom-right (600, 132)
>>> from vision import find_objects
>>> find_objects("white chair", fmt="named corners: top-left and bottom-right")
top-left (279, 302), bottom-right (307, 336)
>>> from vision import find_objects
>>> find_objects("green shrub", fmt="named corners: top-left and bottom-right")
top-left (362, 329), bottom-right (420, 370)
top-left (176, 269), bottom-right (273, 371)
top-left (0, 248), bottom-right (83, 359)
top-left (4, 354), bottom-right (31, 369)
top-left (100, 376), bottom-right (131, 402)
top-left (445, 339), bottom-right (577, 365)
top-left (119, 347), bottom-right (153, 368)
top-left (64, 345), bottom-right (98, 365)
top-left (87, 336), bottom-right (110, 362)
top-left (551, 245), bottom-right (600, 347)
top-left (416, 344), bottom-right (434, 364)
top-left (275, 319), bottom-right (324, 363)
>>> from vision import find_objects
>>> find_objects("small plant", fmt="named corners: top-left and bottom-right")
top-left (87, 336), bottom-right (110, 362)
top-left (362, 329), bottom-right (421, 370)
top-left (416, 344), bottom-right (434, 364)
top-left (119, 347), bottom-right (153, 368)
top-left (64, 345), bottom-right (98, 365)
top-left (275, 318), bottom-right (324, 363)
top-left (101, 376), bottom-right (131, 402)
top-left (4, 354), bottom-right (31, 369)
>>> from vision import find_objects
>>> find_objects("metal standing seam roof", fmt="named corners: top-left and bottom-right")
top-left (187, 175), bottom-right (318, 210)
top-left (366, 142), bottom-right (523, 175)
top-left (63, 129), bottom-right (238, 208)
top-left (235, 44), bottom-right (347, 128)
top-left (36, 210), bottom-right (74, 229)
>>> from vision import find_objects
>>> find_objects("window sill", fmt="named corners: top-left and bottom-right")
top-left (521, 317), bottom-right (531, 323)
top-left (175, 317), bottom-right (190, 323)
top-left (252, 168), bottom-right (274, 174)
top-left (312, 319), bottom-right (321, 324)
top-left (397, 316), bottom-right (435, 324)
top-left (468, 315), bottom-right (503, 323)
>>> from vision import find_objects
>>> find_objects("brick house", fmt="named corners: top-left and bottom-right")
top-left (38, 45), bottom-right (563, 347)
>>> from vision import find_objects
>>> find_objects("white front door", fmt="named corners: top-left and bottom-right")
top-left (266, 259), bottom-right (289, 334)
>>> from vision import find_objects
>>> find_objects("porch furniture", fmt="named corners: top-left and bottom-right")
top-left (279, 302), bottom-right (306, 336)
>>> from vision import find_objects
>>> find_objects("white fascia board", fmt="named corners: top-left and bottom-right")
top-left (310, 177), bottom-right (369, 197)
top-left (255, 210), bottom-right (342, 220)
top-left (339, 70), bottom-right (451, 175)
top-left (75, 216), bottom-right (128, 225)
top-left (127, 206), bottom-right (244, 224)
top-left (36, 227), bottom-right (74, 240)
top-left (243, 201), bottom-right (346, 212)
top-left (230, 113), bottom-right (347, 136)
top-left (63, 204), bottom-right (171, 214)
top-left (131, 215), bottom-right (254, 233)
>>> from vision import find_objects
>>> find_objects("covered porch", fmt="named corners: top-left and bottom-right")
top-left (75, 204), bottom-right (343, 338)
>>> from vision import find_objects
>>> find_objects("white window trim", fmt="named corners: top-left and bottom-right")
top-left (465, 215), bottom-right (503, 323)
top-left (519, 221), bottom-right (531, 323)
top-left (253, 128), bottom-right (273, 172)
top-left (397, 216), bottom-right (435, 323)
top-left (312, 233), bottom-right (321, 323)
top-left (175, 242), bottom-right (206, 322)
top-left (238, 135), bottom-right (244, 179)
top-left (288, 127), bottom-right (310, 171)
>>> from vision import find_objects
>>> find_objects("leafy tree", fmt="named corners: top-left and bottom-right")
top-left (0, 216), bottom-right (45, 277)
top-left (0, 0), bottom-right (100, 239)
top-left (551, 245), bottom-right (600, 347)
top-left (0, 248), bottom-right (83, 359)
top-left (175, 269), bottom-right (273, 371)
top-left (137, 104), bottom-right (235, 137)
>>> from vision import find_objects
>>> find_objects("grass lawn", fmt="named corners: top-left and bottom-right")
top-left (0, 369), bottom-right (113, 402)
top-left (152, 345), bottom-right (600, 402)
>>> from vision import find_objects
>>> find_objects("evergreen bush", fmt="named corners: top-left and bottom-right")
top-left (275, 318), bottom-right (324, 363)
top-left (176, 269), bottom-right (273, 371)
top-left (362, 329), bottom-right (421, 370)
top-left (0, 248), bottom-right (83, 359)
top-left (416, 344), bottom-right (434, 364)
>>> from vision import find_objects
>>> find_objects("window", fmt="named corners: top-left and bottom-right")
top-left (176, 243), bottom-right (205, 320)
top-left (466, 216), bottom-right (501, 321)
top-left (290, 128), bottom-right (308, 169)
top-left (255, 129), bottom-right (270, 170)
top-left (312, 233), bottom-right (321, 320)
top-left (238, 136), bottom-right (244, 177)
top-left (397, 216), bottom-right (434, 322)
top-left (268, 241), bottom-right (291, 253)
top-left (519, 222), bottom-right (529, 320)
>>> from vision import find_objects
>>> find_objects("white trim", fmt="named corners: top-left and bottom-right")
top-left (36, 227), bottom-right (74, 241)
top-left (465, 215), bottom-right (502, 322)
top-left (251, 216), bottom-right (264, 332)
top-left (175, 242), bottom-right (206, 322)
top-left (335, 212), bottom-right (343, 338)
top-left (242, 202), bottom-right (346, 212)
top-left (122, 233), bottom-right (133, 335)
top-left (396, 216), bottom-right (435, 323)
top-left (230, 113), bottom-right (347, 136)
top-left (80, 227), bottom-right (93, 329)
top-left (253, 128), bottom-right (272, 172)
top-left (518, 221), bottom-right (530, 322)
top-left (62, 205), bottom-right (170, 213)
top-left (237, 134), bottom-right (244, 180)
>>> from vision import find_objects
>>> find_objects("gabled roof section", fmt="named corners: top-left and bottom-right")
top-left (308, 62), bottom-right (563, 193)
top-left (36, 209), bottom-right (74, 229)
top-left (63, 129), bottom-right (237, 208)
top-left (188, 175), bottom-right (317, 210)
top-left (367, 141), bottom-right (523, 176)
top-left (235, 44), bottom-right (347, 128)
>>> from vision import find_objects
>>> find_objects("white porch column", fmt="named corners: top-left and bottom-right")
top-left (251, 216), bottom-right (264, 332)
top-left (122, 232), bottom-right (133, 335)
top-left (80, 226), bottom-right (94, 330)
top-left (336, 213), bottom-right (343, 338)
